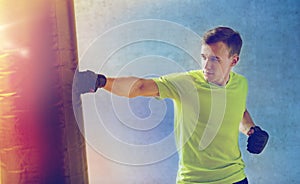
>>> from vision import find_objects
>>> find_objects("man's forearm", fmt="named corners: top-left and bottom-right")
top-left (102, 77), bottom-right (141, 98)
top-left (75, 70), bottom-right (159, 97)
top-left (102, 77), bottom-right (159, 98)
top-left (240, 109), bottom-right (256, 135)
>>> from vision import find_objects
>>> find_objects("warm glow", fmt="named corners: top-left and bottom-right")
top-left (0, 23), bottom-right (30, 59)
top-left (0, 23), bottom-right (16, 31)
top-left (0, 48), bottom-right (29, 58)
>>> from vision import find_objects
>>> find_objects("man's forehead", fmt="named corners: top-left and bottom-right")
top-left (201, 42), bottom-right (230, 57)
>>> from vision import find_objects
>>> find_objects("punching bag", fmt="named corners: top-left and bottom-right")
top-left (0, 0), bottom-right (88, 183)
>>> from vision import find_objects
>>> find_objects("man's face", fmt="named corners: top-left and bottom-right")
top-left (201, 41), bottom-right (239, 86)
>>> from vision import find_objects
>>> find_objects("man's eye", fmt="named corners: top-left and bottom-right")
top-left (209, 56), bottom-right (220, 62)
top-left (201, 55), bottom-right (221, 63)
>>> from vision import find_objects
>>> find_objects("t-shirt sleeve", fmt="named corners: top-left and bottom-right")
top-left (153, 75), bottom-right (180, 99)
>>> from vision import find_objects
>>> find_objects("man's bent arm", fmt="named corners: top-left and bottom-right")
top-left (239, 109), bottom-right (256, 136)
top-left (102, 77), bottom-right (159, 98)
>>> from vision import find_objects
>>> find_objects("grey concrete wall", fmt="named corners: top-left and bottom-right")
top-left (74, 0), bottom-right (300, 183)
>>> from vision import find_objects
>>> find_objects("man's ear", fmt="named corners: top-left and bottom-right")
top-left (231, 54), bottom-right (239, 67)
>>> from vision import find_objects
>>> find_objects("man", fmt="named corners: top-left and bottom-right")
top-left (75, 26), bottom-right (269, 183)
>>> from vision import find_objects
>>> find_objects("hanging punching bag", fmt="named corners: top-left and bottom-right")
top-left (0, 0), bottom-right (88, 183)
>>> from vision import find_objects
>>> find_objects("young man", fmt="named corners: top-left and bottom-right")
top-left (76, 27), bottom-right (269, 184)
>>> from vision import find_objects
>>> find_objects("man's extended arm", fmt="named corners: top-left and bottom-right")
top-left (74, 70), bottom-right (159, 98)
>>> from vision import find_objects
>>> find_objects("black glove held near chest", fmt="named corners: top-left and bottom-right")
top-left (247, 126), bottom-right (269, 154)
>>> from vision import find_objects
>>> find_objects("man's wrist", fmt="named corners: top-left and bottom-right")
top-left (96, 74), bottom-right (107, 89)
top-left (247, 126), bottom-right (256, 136)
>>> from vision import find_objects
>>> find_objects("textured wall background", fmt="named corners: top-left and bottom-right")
top-left (74, 0), bottom-right (300, 183)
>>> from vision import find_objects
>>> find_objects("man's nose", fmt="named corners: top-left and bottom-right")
top-left (203, 59), bottom-right (212, 70)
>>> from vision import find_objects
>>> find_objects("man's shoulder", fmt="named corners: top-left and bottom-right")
top-left (158, 70), bottom-right (203, 79)
top-left (154, 70), bottom-right (205, 87)
top-left (187, 69), bottom-right (205, 79)
top-left (229, 72), bottom-right (248, 91)
top-left (231, 72), bottom-right (248, 83)
top-left (187, 69), bottom-right (203, 75)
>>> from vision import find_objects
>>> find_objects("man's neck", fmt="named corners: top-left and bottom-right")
top-left (212, 74), bottom-right (230, 87)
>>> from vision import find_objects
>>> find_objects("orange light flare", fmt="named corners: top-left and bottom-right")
top-left (0, 48), bottom-right (30, 58)
top-left (0, 0), bottom-right (48, 59)
top-left (0, 23), bottom-right (30, 59)
top-left (0, 1), bottom-right (50, 182)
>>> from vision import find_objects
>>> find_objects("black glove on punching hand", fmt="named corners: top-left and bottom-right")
top-left (74, 70), bottom-right (107, 94)
top-left (247, 126), bottom-right (269, 154)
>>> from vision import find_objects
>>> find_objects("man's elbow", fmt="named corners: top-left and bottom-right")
top-left (128, 79), bottom-right (158, 98)
top-left (128, 79), bottom-right (144, 98)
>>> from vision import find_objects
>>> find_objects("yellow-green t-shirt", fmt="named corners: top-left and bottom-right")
top-left (153, 70), bottom-right (248, 184)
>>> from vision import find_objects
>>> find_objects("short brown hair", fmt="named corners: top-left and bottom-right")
top-left (202, 27), bottom-right (243, 56)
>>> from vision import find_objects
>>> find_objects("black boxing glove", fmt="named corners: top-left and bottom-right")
top-left (74, 70), bottom-right (106, 94)
top-left (247, 126), bottom-right (269, 154)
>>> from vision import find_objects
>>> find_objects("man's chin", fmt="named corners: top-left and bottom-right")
top-left (205, 78), bottom-right (214, 84)
top-left (204, 75), bottom-right (213, 83)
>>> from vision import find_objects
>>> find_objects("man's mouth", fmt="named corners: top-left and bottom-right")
top-left (204, 70), bottom-right (214, 75)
